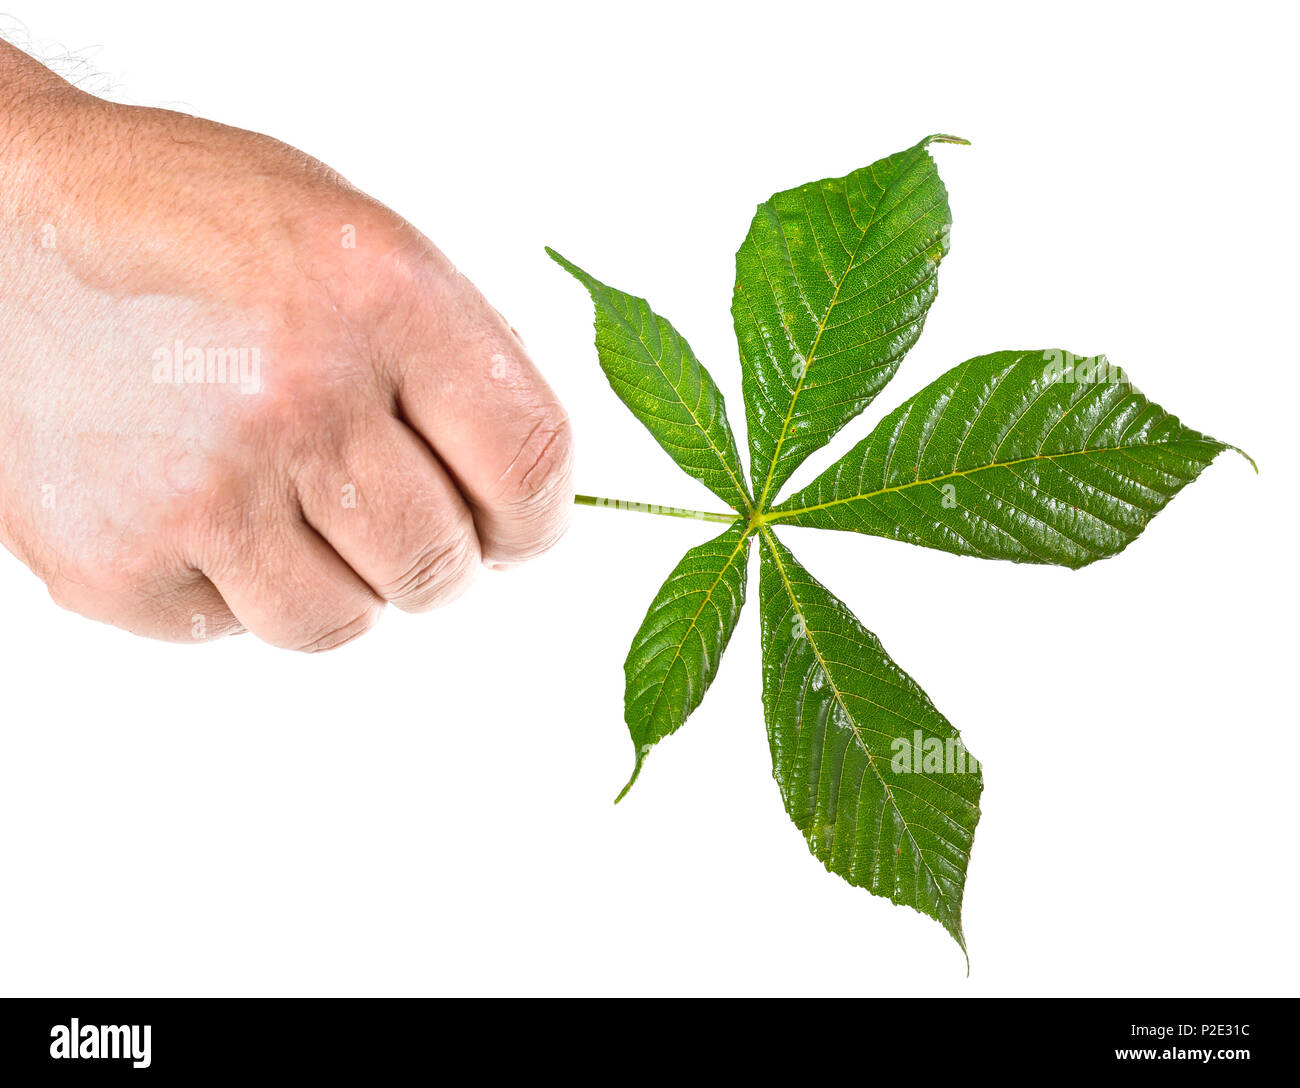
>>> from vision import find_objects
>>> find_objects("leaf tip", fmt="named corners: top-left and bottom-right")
top-left (1229, 444), bottom-right (1258, 474)
top-left (544, 246), bottom-right (598, 293)
top-left (614, 747), bottom-right (648, 804)
top-left (950, 924), bottom-right (971, 974)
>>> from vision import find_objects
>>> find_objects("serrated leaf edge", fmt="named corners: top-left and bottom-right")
top-left (758, 523), bottom-right (969, 958)
top-left (547, 247), bottom-right (753, 514)
top-left (617, 526), bottom-right (752, 803)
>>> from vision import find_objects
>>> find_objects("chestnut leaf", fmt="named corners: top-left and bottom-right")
top-left (552, 137), bottom-right (1246, 958)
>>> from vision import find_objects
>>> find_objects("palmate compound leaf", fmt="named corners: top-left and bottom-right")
top-left (555, 138), bottom-right (1247, 959)
top-left (769, 350), bottom-right (1249, 566)
top-left (734, 135), bottom-right (965, 510)
top-left (548, 249), bottom-right (752, 514)
top-left (619, 523), bottom-right (749, 799)
top-left (758, 528), bottom-right (981, 952)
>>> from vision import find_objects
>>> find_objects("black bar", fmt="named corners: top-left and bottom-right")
top-left (0, 997), bottom-right (1289, 1076)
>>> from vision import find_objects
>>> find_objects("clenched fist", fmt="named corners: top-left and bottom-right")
top-left (0, 41), bottom-right (573, 650)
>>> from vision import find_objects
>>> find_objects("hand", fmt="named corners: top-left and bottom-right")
top-left (0, 43), bottom-right (573, 650)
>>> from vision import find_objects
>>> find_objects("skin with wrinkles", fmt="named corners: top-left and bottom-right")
top-left (0, 41), bottom-right (573, 651)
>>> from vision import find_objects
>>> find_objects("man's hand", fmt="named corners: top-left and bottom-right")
top-left (0, 42), bottom-right (573, 650)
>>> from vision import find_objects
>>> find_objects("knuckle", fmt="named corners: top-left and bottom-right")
top-left (307, 202), bottom-right (436, 324)
top-left (230, 358), bottom-right (356, 462)
top-left (494, 407), bottom-right (574, 516)
top-left (294, 602), bottom-right (383, 653)
top-left (45, 572), bottom-right (89, 615)
top-left (380, 530), bottom-right (479, 612)
top-left (45, 562), bottom-right (241, 644)
top-left (45, 559), bottom-right (123, 614)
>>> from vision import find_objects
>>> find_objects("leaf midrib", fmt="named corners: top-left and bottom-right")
top-left (639, 530), bottom-right (751, 726)
top-left (752, 183), bottom-right (877, 513)
top-left (588, 280), bottom-right (752, 515)
top-left (752, 158), bottom-right (923, 514)
top-left (758, 525), bottom-right (962, 942)
top-left (761, 440), bottom-right (1224, 524)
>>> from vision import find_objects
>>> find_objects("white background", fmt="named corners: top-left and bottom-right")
top-left (1, 1), bottom-right (1295, 996)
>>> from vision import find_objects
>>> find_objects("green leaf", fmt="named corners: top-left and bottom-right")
top-left (758, 528), bottom-right (981, 952)
top-left (557, 133), bottom-right (1250, 963)
top-left (771, 350), bottom-right (1244, 568)
top-left (620, 522), bottom-right (751, 799)
top-left (548, 249), bottom-right (752, 513)
top-left (734, 135), bottom-right (965, 509)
